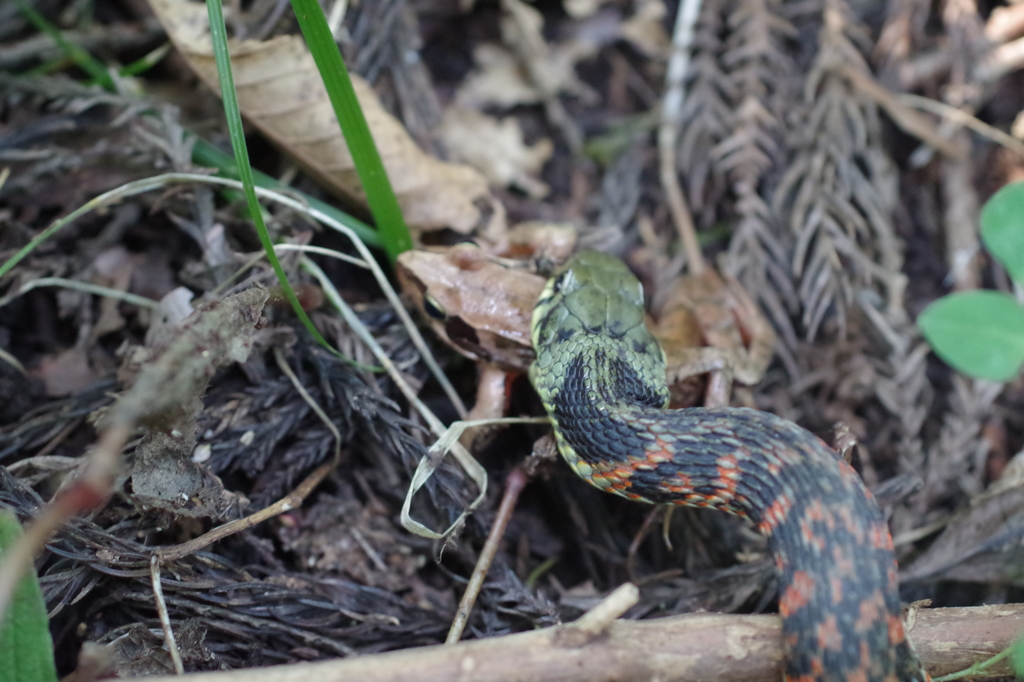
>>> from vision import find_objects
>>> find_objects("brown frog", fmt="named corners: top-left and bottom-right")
top-left (396, 243), bottom-right (543, 373)
top-left (396, 243), bottom-right (544, 430)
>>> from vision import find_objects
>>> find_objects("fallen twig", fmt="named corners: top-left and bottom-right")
top-left (446, 468), bottom-right (529, 644)
top-left (126, 603), bottom-right (1024, 682)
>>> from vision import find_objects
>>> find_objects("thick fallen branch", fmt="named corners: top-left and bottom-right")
top-left (138, 602), bottom-right (1022, 682)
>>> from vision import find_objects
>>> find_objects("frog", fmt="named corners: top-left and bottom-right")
top-left (396, 242), bottom-right (543, 373)
top-left (396, 242), bottom-right (545, 430)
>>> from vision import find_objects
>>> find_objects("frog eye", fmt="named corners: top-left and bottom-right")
top-left (422, 293), bottom-right (447, 321)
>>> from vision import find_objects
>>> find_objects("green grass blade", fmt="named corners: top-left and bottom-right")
top-left (115, 42), bottom-right (173, 79)
top-left (190, 139), bottom-right (382, 249)
top-left (288, 0), bottom-right (412, 263)
top-left (14, 0), bottom-right (115, 91)
top-left (205, 0), bottom-right (335, 353)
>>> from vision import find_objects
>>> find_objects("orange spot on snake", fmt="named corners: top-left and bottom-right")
top-left (831, 577), bottom-right (844, 604)
top-left (779, 571), bottom-right (815, 617)
top-left (714, 453), bottom-right (740, 499)
top-left (854, 590), bottom-right (885, 632)
top-left (801, 519), bottom-right (826, 553)
top-left (870, 521), bottom-right (895, 551)
top-left (758, 493), bottom-right (794, 534)
top-left (844, 667), bottom-right (869, 682)
top-left (817, 614), bottom-right (843, 651)
top-left (888, 614), bottom-right (907, 645)
top-left (833, 546), bottom-right (856, 578)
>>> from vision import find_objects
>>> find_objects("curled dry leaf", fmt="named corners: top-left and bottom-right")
top-left (439, 107), bottom-right (553, 199)
top-left (146, 0), bottom-right (503, 237)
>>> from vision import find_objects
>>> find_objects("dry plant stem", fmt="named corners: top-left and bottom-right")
top-left (976, 35), bottom-right (1024, 83)
top-left (34, 417), bottom-right (83, 458)
top-left (565, 583), bottom-right (639, 640)
top-left (151, 556), bottom-right (185, 675)
top-left (0, 347), bottom-right (25, 374)
top-left (134, 604), bottom-right (1021, 682)
top-left (157, 461), bottom-right (338, 561)
top-left (941, 133), bottom-right (981, 291)
top-left (659, 0), bottom-right (706, 274)
top-left (0, 451), bottom-right (117, 619)
top-left (626, 505), bottom-right (665, 582)
top-left (986, 2), bottom-right (1024, 41)
top-left (0, 277), bottom-right (160, 310)
top-left (839, 66), bottom-right (963, 159)
top-left (302, 258), bottom-right (493, 539)
top-left (899, 94), bottom-right (1024, 157)
top-left (446, 468), bottom-right (529, 644)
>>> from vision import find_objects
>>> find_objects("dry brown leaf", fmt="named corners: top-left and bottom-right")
top-left (562, 0), bottom-right (615, 19)
top-left (455, 41), bottom-right (594, 110)
top-left (146, 0), bottom-right (503, 238)
top-left (455, 44), bottom-right (546, 109)
top-left (439, 107), bottom-right (553, 198)
top-left (33, 345), bottom-right (99, 397)
top-left (1013, 109), bottom-right (1024, 139)
top-left (621, 0), bottom-right (670, 58)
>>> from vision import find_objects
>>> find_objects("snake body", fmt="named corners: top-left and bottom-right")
top-left (530, 251), bottom-right (927, 682)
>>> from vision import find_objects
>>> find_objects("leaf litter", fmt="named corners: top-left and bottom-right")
top-left (1, 0), bottom-right (1024, 675)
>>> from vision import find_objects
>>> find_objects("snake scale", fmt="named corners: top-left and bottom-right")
top-left (529, 251), bottom-right (928, 682)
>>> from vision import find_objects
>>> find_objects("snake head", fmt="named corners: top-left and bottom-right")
top-left (530, 251), bottom-right (667, 407)
top-left (532, 250), bottom-right (646, 347)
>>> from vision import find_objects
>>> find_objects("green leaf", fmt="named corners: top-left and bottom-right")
top-left (980, 181), bottom-right (1024, 286)
top-left (918, 290), bottom-right (1024, 381)
top-left (0, 511), bottom-right (57, 682)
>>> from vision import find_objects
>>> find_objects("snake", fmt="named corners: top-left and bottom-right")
top-left (529, 250), bottom-right (928, 682)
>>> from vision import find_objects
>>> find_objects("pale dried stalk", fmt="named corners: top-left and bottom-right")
top-left (151, 556), bottom-right (185, 675)
top-left (659, 0), bottom-right (706, 272)
top-left (112, 604), bottom-right (1019, 682)
top-left (675, 0), bottom-right (732, 226)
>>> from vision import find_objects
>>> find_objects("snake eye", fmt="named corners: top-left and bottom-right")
top-left (422, 293), bottom-right (447, 321)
